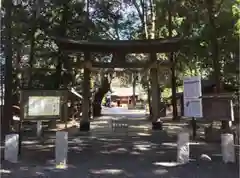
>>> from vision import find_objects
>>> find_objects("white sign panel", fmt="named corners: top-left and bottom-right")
top-left (28, 96), bottom-right (60, 116)
top-left (183, 76), bottom-right (202, 118)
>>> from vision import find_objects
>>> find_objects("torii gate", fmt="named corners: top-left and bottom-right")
top-left (54, 37), bottom-right (186, 131)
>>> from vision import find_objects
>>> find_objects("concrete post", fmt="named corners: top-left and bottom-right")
top-left (221, 133), bottom-right (235, 163)
top-left (4, 134), bottom-right (19, 163)
top-left (55, 131), bottom-right (68, 168)
top-left (177, 132), bottom-right (189, 164)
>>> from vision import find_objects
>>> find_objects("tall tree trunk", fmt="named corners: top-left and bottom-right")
top-left (205, 0), bottom-right (230, 131)
top-left (28, 0), bottom-right (40, 87)
top-left (133, 0), bottom-right (153, 116)
top-left (2, 0), bottom-right (13, 136)
top-left (93, 75), bottom-right (110, 117)
top-left (168, 0), bottom-right (178, 120)
top-left (206, 0), bottom-right (221, 92)
top-left (55, 2), bottom-right (70, 88)
top-left (146, 82), bottom-right (152, 115)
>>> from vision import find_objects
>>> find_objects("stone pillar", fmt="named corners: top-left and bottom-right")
top-left (221, 133), bottom-right (235, 163)
top-left (36, 120), bottom-right (42, 138)
top-left (150, 53), bottom-right (161, 130)
top-left (55, 131), bottom-right (68, 168)
top-left (177, 132), bottom-right (189, 164)
top-left (4, 134), bottom-right (19, 163)
top-left (80, 52), bottom-right (91, 131)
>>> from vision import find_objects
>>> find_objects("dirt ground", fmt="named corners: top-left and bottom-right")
top-left (1, 108), bottom-right (239, 178)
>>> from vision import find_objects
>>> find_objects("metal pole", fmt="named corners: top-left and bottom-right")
top-left (191, 117), bottom-right (197, 139)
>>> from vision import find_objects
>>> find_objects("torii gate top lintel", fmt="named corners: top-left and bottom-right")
top-left (53, 37), bottom-right (185, 54)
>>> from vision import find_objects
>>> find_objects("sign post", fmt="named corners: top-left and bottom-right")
top-left (19, 90), bottom-right (68, 155)
top-left (183, 76), bottom-right (202, 139)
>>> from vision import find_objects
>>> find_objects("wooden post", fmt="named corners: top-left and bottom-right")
top-left (132, 73), bottom-right (137, 107)
top-left (150, 53), bottom-right (161, 130)
top-left (191, 117), bottom-right (197, 139)
top-left (80, 52), bottom-right (91, 131)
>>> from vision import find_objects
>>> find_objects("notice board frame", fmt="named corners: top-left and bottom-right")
top-left (200, 94), bottom-right (235, 121)
top-left (20, 89), bottom-right (68, 121)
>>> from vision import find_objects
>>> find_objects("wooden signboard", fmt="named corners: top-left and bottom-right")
top-left (20, 90), bottom-right (68, 120)
top-left (201, 95), bottom-right (234, 121)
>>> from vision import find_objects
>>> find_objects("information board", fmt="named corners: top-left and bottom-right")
top-left (20, 90), bottom-right (67, 120)
top-left (28, 96), bottom-right (61, 116)
top-left (183, 76), bottom-right (202, 118)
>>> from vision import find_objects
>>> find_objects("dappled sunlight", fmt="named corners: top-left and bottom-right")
top-left (100, 147), bottom-right (128, 154)
top-left (165, 125), bottom-right (185, 130)
top-left (0, 169), bottom-right (11, 174)
top-left (22, 140), bottom-right (39, 145)
top-left (97, 138), bottom-right (123, 142)
top-left (152, 168), bottom-right (168, 175)
top-left (69, 146), bottom-right (83, 152)
top-left (153, 161), bottom-right (181, 167)
top-left (70, 138), bottom-right (84, 144)
top-left (133, 144), bottom-right (152, 151)
top-left (130, 151), bottom-right (141, 155)
top-left (162, 142), bottom-right (177, 147)
top-left (189, 142), bottom-right (206, 146)
top-left (90, 168), bottom-right (124, 175)
top-left (129, 125), bottom-right (150, 130)
top-left (136, 132), bottom-right (151, 136)
top-left (163, 123), bottom-right (188, 127)
top-left (25, 144), bottom-right (55, 150)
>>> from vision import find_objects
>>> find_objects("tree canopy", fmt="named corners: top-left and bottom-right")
top-left (1, 0), bottom-right (239, 101)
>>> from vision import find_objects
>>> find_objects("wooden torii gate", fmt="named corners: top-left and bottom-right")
top-left (54, 37), bottom-right (185, 131)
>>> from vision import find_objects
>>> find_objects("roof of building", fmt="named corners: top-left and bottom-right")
top-left (111, 87), bottom-right (140, 97)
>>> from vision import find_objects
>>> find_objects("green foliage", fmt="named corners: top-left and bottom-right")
top-left (1, 0), bottom-right (238, 96)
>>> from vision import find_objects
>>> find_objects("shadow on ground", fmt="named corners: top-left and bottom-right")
top-left (1, 129), bottom-right (239, 178)
top-left (1, 111), bottom-right (239, 178)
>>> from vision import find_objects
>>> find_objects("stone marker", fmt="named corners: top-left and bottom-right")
top-left (4, 134), bottom-right (19, 163)
top-left (177, 132), bottom-right (189, 164)
top-left (37, 121), bottom-right (42, 137)
top-left (221, 133), bottom-right (235, 163)
top-left (55, 131), bottom-right (68, 168)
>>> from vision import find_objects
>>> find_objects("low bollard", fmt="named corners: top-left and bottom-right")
top-left (177, 132), bottom-right (189, 164)
top-left (4, 134), bottom-right (19, 163)
top-left (55, 131), bottom-right (68, 168)
top-left (221, 133), bottom-right (235, 163)
top-left (36, 120), bottom-right (42, 138)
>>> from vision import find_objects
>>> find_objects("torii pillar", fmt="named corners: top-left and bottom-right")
top-left (80, 52), bottom-right (91, 131)
top-left (150, 53), bottom-right (162, 130)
